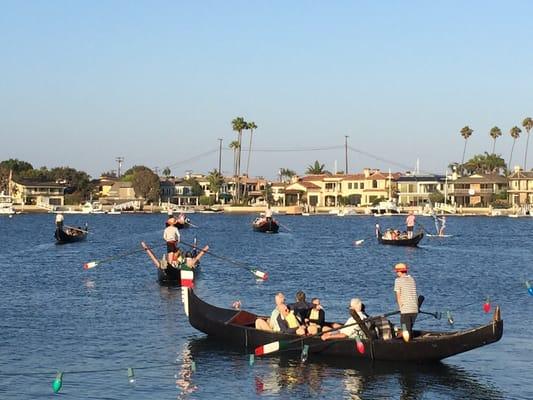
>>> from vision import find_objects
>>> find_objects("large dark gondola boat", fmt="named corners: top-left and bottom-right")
top-left (252, 217), bottom-right (279, 233)
top-left (376, 226), bottom-right (424, 247)
top-left (183, 288), bottom-right (503, 362)
top-left (54, 225), bottom-right (88, 244)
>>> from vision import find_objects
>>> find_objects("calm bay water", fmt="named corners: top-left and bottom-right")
top-left (0, 213), bottom-right (531, 399)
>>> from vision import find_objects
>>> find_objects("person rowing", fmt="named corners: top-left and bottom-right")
top-left (164, 217), bottom-right (181, 265)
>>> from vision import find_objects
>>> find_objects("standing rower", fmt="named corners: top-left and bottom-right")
top-left (164, 217), bottom-right (181, 265)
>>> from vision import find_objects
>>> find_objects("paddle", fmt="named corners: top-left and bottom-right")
top-left (83, 243), bottom-right (166, 269)
top-left (254, 310), bottom-right (400, 356)
top-left (277, 221), bottom-right (292, 232)
top-left (64, 225), bottom-right (89, 233)
top-left (355, 224), bottom-right (380, 245)
top-left (415, 221), bottom-right (431, 235)
top-left (419, 310), bottom-right (442, 319)
top-left (180, 241), bottom-right (268, 280)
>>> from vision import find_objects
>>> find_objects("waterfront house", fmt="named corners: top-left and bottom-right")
top-left (447, 174), bottom-right (508, 207)
top-left (396, 174), bottom-right (446, 206)
top-left (10, 179), bottom-right (66, 207)
top-left (507, 167), bottom-right (533, 206)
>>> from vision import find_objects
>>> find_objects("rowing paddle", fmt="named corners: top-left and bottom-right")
top-left (83, 243), bottom-right (166, 269)
top-left (64, 225), bottom-right (89, 233)
top-left (180, 241), bottom-right (268, 280)
top-left (254, 310), bottom-right (400, 356)
top-left (277, 221), bottom-right (292, 232)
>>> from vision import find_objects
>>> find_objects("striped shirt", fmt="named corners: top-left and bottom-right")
top-left (394, 275), bottom-right (418, 314)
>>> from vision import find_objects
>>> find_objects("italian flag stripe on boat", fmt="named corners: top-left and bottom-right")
top-left (181, 267), bottom-right (194, 288)
top-left (255, 340), bottom-right (289, 356)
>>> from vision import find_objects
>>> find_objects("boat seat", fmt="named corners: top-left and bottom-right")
top-left (226, 310), bottom-right (258, 327)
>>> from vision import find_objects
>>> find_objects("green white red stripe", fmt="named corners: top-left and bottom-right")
top-left (255, 340), bottom-right (288, 356)
top-left (180, 268), bottom-right (194, 288)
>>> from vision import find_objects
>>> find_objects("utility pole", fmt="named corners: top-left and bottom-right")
top-left (115, 157), bottom-right (124, 178)
top-left (154, 166), bottom-right (160, 176)
top-left (344, 135), bottom-right (349, 174)
top-left (218, 138), bottom-right (223, 174)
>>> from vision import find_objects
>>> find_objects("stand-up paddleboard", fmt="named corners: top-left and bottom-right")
top-left (426, 234), bottom-right (454, 238)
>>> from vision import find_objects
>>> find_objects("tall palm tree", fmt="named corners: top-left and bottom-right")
top-left (232, 117), bottom-right (247, 202)
top-left (231, 117), bottom-right (247, 177)
top-left (460, 126), bottom-right (474, 167)
top-left (522, 117), bottom-right (533, 170)
top-left (207, 169), bottom-right (224, 203)
top-left (245, 121), bottom-right (258, 177)
top-left (229, 140), bottom-right (240, 203)
top-left (489, 126), bottom-right (502, 154)
top-left (508, 126), bottom-right (522, 171)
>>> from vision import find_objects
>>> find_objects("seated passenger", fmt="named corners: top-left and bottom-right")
top-left (321, 298), bottom-right (368, 341)
top-left (305, 297), bottom-right (325, 335)
top-left (184, 245), bottom-right (209, 269)
top-left (255, 292), bottom-right (285, 331)
top-left (277, 305), bottom-right (306, 336)
top-left (289, 290), bottom-right (311, 323)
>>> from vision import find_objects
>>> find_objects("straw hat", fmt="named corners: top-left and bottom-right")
top-left (167, 217), bottom-right (178, 226)
top-left (394, 263), bottom-right (408, 272)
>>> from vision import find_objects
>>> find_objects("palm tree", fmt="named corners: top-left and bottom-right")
top-left (306, 160), bottom-right (329, 175)
top-left (162, 167), bottom-right (171, 179)
top-left (460, 126), bottom-right (474, 167)
top-left (489, 126), bottom-right (502, 154)
top-left (508, 126), bottom-right (522, 171)
top-left (245, 121), bottom-right (258, 177)
top-left (231, 117), bottom-right (247, 177)
top-left (522, 117), bottom-right (533, 170)
top-left (279, 168), bottom-right (297, 182)
top-left (229, 140), bottom-right (240, 203)
top-left (229, 140), bottom-right (240, 177)
top-left (207, 169), bottom-right (224, 203)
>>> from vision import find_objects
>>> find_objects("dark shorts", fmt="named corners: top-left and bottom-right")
top-left (407, 226), bottom-right (414, 232)
top-left (400, 313), bottom-right (417, 333)
top-left (166, 241), bottom-right (177, 253)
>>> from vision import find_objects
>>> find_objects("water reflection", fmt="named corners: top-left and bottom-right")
top-left (175, 342), bottom-right (198, 399)
top-left (186, 337), bottom-right (504, 399)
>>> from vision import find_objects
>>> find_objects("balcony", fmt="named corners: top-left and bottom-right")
top-left (449, 188), bottom-right (495, 195)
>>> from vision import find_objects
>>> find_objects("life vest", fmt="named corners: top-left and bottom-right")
top-left (309, 309), bottom-right (319, 322)
top-left (286, 311), bottom-right (300, 329)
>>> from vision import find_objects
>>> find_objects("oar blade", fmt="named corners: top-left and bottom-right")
top-left (255, 340), bottom-right (287, 356)
top-left (83, 261), bottom-right (98, 270)
top-left (251, 269), bottom-right (268, 281)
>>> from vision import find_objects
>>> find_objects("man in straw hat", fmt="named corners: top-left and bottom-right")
top-left (393, 262), bottom-right (418, 337)
top-left (164, 217), bottom-right (181, 265)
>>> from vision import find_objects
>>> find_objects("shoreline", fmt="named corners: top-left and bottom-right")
top-left (7, 204), bottom-right (522, 217)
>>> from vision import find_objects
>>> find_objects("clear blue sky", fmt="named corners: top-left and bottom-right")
top-left (1, 1), bottom-right (532, 179)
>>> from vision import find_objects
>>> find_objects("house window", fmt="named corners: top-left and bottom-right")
top-left (348, 183), bottom-right (352, 189)
top-left (360, 183), bottom-right (364, 189)
top-left (354, 182), bottom-right (358, 189)
top-left (372, 180), bottom-right (378, 189)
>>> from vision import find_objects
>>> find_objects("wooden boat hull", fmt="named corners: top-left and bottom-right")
top-left (252, 218), bottom-right (279, 233)
top-left (54, 228), bottom-right (87, 244)
top-left (377, 230), bottom-right (424, 247)
top-left (186, 288), bottom-right (503, 362)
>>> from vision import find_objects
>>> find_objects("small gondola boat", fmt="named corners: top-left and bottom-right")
top-left (183, 287), bottom-right (503, 363)
top-left (376, 225), bottom-right (423, 247)
top-left (141, 241), bottom-right (207, 286)
top-left (54, 224), bottom-right (88, 244)
top-left (252, 217), bottom-right (279, 233)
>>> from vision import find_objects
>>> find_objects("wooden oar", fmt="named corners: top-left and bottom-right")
top-left (254, 310), bottom-right (400, 356)
top-left (277, 221), bottom-right (292, 232)
top-left (65, 225), bottom-right (89, 233)
top-left (83, 243), bottom-right (165, 269)
top-left (180, 241), bottom-right (268, 280)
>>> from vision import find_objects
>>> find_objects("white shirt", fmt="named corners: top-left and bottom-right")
top-left (339, 312), bottom-right (367, 338)
top-left (163, 226), bottom-right (180, 242)
top-left (55, 214), bottom-right (64, 223)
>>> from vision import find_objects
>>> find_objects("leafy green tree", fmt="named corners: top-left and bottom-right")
top-left (460, 126), bottom-right (474, 165)
top-left (508, 126), bottom-right (521, 170)
top-left (489, 126), bottom-right (502, 154)
top-left (522, 117), bottom-right (533, 170)
top-left (132, 168), bottom-right (160, 202)
top-left (428, 191), bottom-right (445, 204)
top-left (162, 167), bottom-right (171, 178)
top-left (305, 160), bottom-right (329, 175)
top-left (0, 159), bottom-right (33, 174)
top-left (183, 178), bottom-right (204, 197)
top-left (464, 153), bottom-right (506, 175)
